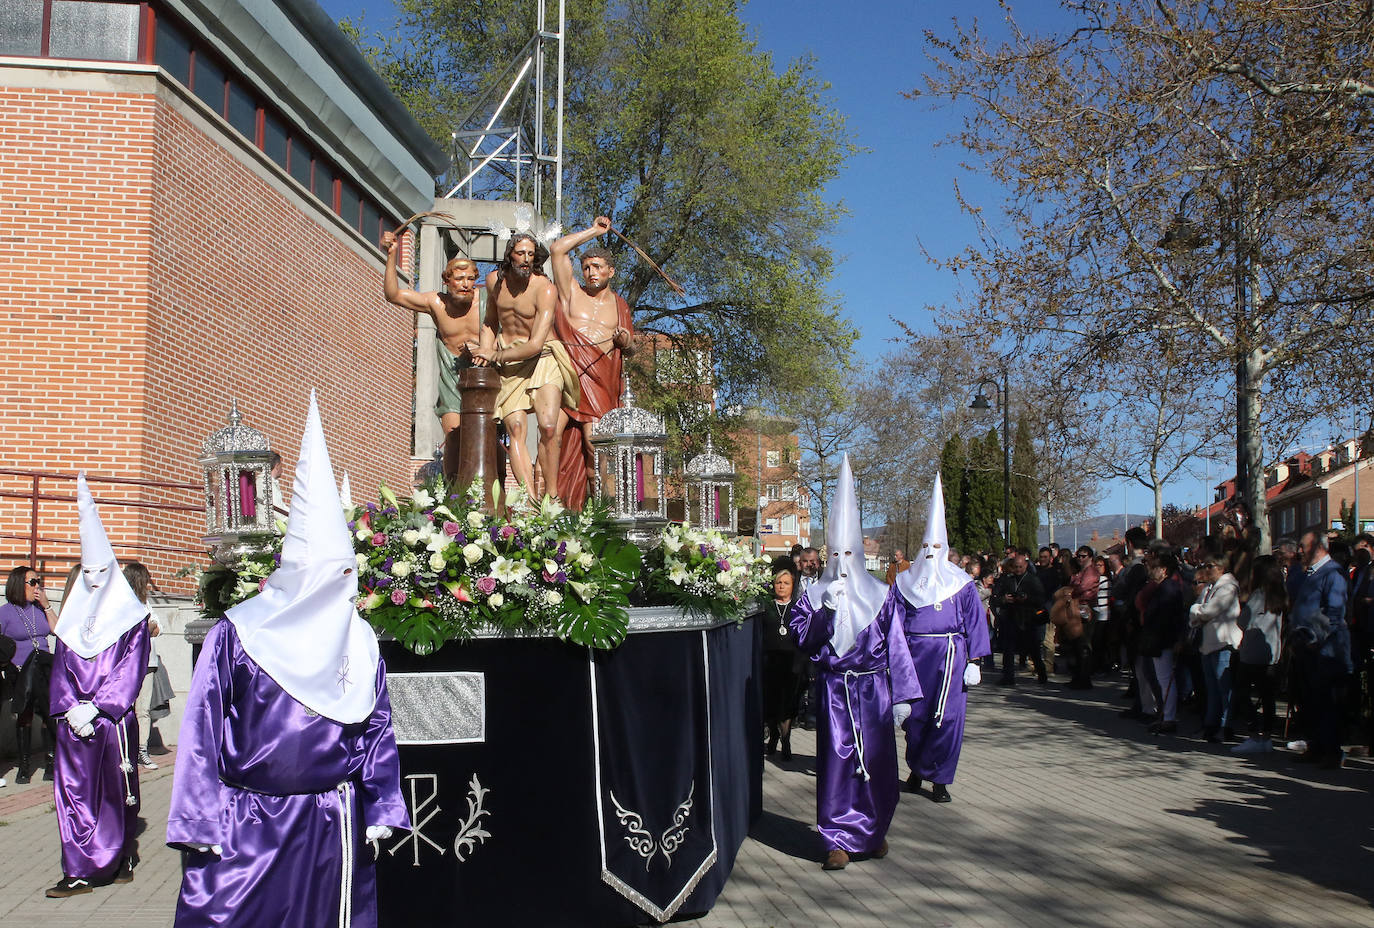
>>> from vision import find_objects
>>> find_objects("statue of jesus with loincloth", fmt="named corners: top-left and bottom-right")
top-left (549, 217), bottom-right (636, 510)
top-left (471, 233), bottom-right (579, 499)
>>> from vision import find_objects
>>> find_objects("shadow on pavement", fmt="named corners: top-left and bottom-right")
top-left (748, 808), bottom-right (820, 862)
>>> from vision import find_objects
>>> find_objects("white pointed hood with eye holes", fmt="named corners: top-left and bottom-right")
top-left (53, 473), bottom-right (150, 659)
top-left (225, 392), bottom-right (378, 724)
top-left (802, 455), bottom-right (887, 657)
top-left (896, 471), bottom-right (974, 610)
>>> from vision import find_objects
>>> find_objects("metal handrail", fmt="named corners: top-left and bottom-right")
top-left (0, 468), bottom-right (206, 568)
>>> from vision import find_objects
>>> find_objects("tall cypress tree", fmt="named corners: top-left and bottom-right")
top-left (939, 435), bottom-right (966, 552)
top-left (1011, 414), bottom-right (1038, 552)
top-left (965, 429), bottom-right (1002, 554)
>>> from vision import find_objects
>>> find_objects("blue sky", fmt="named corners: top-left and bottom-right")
top-left (323, 0), bottom-right (1223, 518)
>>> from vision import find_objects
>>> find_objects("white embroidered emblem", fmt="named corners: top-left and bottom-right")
top-left (337, 656), bottom-right (352, 690)
top-left (609, 783), bottom-right (695, 870)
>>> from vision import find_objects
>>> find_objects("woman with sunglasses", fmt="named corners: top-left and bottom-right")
top-left (1, 566), bottom-right (59, 783)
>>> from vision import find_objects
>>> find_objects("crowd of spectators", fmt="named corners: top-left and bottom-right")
top-left (929, 526), bottom-right (1371, 767)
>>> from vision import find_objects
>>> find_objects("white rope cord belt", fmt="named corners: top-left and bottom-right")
top-left (842, 668), bottom-right (883, 782)
top-left (913, 632), bottom-right (958, 729)
top-left (336, 781), bottom-right (355, 928)
top-left (115, 717), bottom-right (136, 806)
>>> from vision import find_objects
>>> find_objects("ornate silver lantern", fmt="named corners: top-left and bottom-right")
top-left (684, 435), bottom-right (736, 533)
top-left (591, 380), bottom-right (668, 545)
top-left (200, 401), bottom-right (276, 565)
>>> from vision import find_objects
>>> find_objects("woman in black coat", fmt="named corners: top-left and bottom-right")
top-left (756, 561), bottom-right (804, 760)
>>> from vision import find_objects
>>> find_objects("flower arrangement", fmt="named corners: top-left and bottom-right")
top-left (199, 478), bottom-right (641, 654)
top-left (640, 522), bottom-right (772, 621)
top-left (197, 478), bottom-right (771, 654)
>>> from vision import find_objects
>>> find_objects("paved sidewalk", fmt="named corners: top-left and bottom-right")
top-left (1, 679), bottom-right (1370, 927)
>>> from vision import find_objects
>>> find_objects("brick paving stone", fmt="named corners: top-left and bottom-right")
top-left (1, 679), bottom-right (1370, 927)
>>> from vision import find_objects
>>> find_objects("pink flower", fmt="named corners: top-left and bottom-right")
top-left (258, 578), bottom-right (268, 591)
top-left (475, 576), bottom-right (497, 595)
top-left (442, 521), bottom-right (462, 537)
top-left (390, 588), bottom-right (406, 605)
top-left (498, 525), bottom-right (517, 540)
top-left (371, 532), bottom-right (387, 547)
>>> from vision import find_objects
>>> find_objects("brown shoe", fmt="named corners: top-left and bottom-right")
top-left (822, 849), bottom-right (849, 871)
top-left (872, 839), bottom-right (889, 859)
top-left (112, 857), bottom-right (134, 883)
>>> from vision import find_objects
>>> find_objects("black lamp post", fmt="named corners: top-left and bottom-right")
top-left (970, 369), bottom-right (1012, 550)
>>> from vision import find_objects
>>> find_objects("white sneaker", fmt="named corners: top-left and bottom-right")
top-left (1231, 737), bottom-right (1272, 755)
top-left (137, 751), bottom-right (159, 770)
top-left (1, 776), bottom-right (7, 787)
top-left (1286, 739), bottom-right (1308, 753)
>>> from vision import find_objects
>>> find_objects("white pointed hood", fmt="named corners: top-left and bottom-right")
top-left (803, 455), bottom-right (887, 657)
top-left (225, 392), bottom-right (379, 724)
top-left (896, 471), bottom-right (974, 610)
top-left (339, 472), bottom-right (354, 510)
top-left (53, 474), bottom-right (149, 658)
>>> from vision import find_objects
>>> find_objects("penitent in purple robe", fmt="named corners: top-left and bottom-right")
top-left (789, 595), bottom-right (922, 854)
top-left (49, 621), bottom-right (151, 880)
top-left (894, 583), bottom-right (990, 785)
top-left (168, 619), bottom-right (409, 928)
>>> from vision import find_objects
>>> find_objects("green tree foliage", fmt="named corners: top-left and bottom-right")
top-left (1011, 414), bottom-right (1037, 552)
top-left (348, 0), bottom-right (857, 405)
top-left (939, 436), bottom-right (966, 552)
top-left (960, 429), bottom-right (1002, 556)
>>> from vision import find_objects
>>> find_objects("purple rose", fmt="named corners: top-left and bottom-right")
top-left (390, 588), bottom-right (407, 605)
top-left (442, 521), bottom-right (462, 538)
top-left (475, 576), bottom-right (497, 595)
top-left (371, 532), bottom-right (387, 547)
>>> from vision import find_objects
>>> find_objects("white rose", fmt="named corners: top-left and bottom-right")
top-left (392, 561), bottom-right (413, 578)
top-left (544, 590), bottom-right (563, 606)
top-left (578, 552), bottom-right (594, 568)
top-left (467, 511), bottom-right (485, 528)
top-left (429, 552), bottom-right (446, 571)
top-left (488, 592), bottom-right (504, 608)
top-left (463, 543), bottom-right (484, 565)
top-left (355, 553), bottom-right (369, 571)
top-left (402, 529), bottom-right (421, 546)
top-left (563, 538), bottom-right (582, 558)
top-left (716, 571), bottom-right (732, 587)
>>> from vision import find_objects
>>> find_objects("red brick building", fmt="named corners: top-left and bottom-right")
top-left (0, 0), bottom-right (446, 588)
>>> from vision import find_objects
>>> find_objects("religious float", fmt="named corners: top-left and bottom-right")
top-left (192, 383), bottom-right (767, 927)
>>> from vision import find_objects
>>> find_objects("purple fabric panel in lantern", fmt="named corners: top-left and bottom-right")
top-left (239, 470), bottom-right (257, 520)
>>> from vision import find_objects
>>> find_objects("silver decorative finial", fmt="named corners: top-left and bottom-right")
top-left (228, 399), bottom-right (242, 427)
top-left (620, 377), bottom-right (636, 408)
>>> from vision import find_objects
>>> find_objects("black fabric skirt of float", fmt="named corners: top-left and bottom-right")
top-left (375, 617), bottom-right (761, 927)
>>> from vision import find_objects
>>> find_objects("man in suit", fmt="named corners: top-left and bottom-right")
top-left (1289, 531), bottom-right (1351, 768)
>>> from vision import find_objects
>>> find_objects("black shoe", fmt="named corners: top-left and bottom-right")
top-left (46, 876), bottom-right (93, 898)
top-left (780, 741), bottom-right (792, 762)
top-left (112, 856), bottom-right (134, 883)
top-left (930, 784), bottom-right (952, 803)
top-left (905, 773), bottom-right (922, 794)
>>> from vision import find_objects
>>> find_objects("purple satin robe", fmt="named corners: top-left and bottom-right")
top-left (790, 595), bottom-right (922, 854)
top-left (168, 619), bottom-right (409, 928)
top-left (894, 583), bottom-right (991, 785)
top-left (49, 621), bottom-right (151, 880)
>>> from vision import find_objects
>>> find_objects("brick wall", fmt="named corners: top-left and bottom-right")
top-left (0, 68), bottom-right (418, 592)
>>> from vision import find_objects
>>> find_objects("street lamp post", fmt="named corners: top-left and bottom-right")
top-left (970, 368), bottom-right (1012, 550)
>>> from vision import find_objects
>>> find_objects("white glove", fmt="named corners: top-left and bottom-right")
top-left (191, 844), bottom-right (223, 856)
top-left (963, 663), bottom-right (981, 687)
top-left (822, 582), bottom-right (844, 611)
top-left (66, 702), bottom-right (99, 731)
top-left (892, 702), bottom-right (911, 727)
top-left (365, 825), bottom-right (393, 842)
top-left (75, 722), bottom-right (95, 738)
